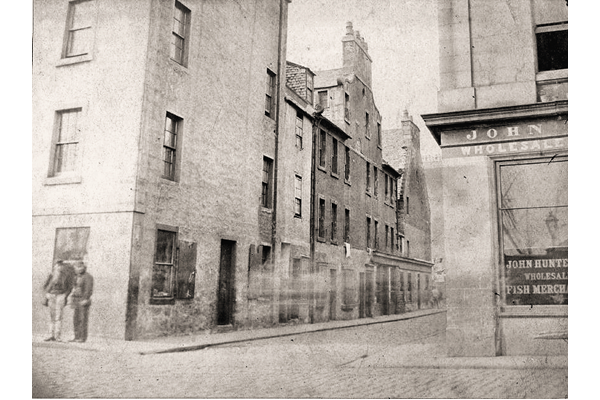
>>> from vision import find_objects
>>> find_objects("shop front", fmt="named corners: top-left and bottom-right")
top-left (423, 101), bottom-right (567, 356)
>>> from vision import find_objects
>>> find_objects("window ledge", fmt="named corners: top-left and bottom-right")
top-left (317, 165), bottom-right (327, 173)
top-left (344, 179), bottom-right (351, 186)
top-left (331, 172), bottom-right (340, 179)
top-left (366, 191), bottom-right (371, 197)
top-left (261, 207), bottom-right (273, 214)
top-left (365, 135), bottom-right (371, 140)
top-left (149, 297), bottom-right (176, 305)
top-left (317, 237), bottom-right (326, 243)
top-left (344, 118), bottom-right (350, 125)
top-left (169, 58), bottom-right (190, 72)
top-left (341, 304), bottom-right (356, 312)
top-left (294, 214), bottom-right (302, 219)
top-left (331, 240), bottom-right (338, 246)
top-left (44, 174), bottom-right (82, 186)
top-left (57, 54), bottom-right (93, 67)
top-left (536, 69), bottom-right (568, 82)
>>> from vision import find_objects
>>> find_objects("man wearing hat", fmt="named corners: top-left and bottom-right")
top-left (68, 262), bottom-right (94, 343)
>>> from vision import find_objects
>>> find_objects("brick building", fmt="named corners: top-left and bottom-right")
top-left (422, 0), bottom-right (567, 356)
top-left (33, 0), bottom-right (290, 340)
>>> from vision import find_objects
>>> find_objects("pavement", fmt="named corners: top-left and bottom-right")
top-left (32, 307), bottom-right (567, 370)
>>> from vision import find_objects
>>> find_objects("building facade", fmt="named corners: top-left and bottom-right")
top-left (422, 0), bottom-right (567, 356)
top-left (33, 2), bottom-right (435, 341)
top-left (33, 0), bottom-right (290, 340)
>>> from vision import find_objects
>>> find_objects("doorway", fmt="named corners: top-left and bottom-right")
top-left (329, 269), bottom-right (337, 320)
top-left (217, 240), bottom-right (236, 326)
top-left (359, 272), bottom-right (365, 318)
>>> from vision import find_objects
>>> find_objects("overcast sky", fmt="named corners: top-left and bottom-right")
top-left (287, 0), bottom-right (441, 156)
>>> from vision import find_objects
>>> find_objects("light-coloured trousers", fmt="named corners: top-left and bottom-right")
top-left (47, 293), bottom-right (67, 339)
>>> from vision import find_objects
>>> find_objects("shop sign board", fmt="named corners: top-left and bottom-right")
top-left (504, 251), bottom-right (568, 306)
top-left (441, 119), bottom-right (568, 158)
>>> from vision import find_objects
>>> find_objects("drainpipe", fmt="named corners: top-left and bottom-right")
top-left (271, 0), bottom-right (286, 323)
top-left (309, 111), bottom-right (323, 323)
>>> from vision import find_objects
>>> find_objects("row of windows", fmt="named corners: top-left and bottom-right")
top-left (365, 216), bottom-right (398, 253)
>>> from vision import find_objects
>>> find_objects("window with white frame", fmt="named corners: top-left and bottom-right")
top-left (265, 69), bottom-right (276, 118)
top-left (170, 1), bottom-right (191, 66)
top-left (318, 90), bottom-right (328, 109)
top-left (63, 0), bottom-right (95, 58)
top-left (162, 113), bottom-right (182, 181)
top-left (50, 108), bottom-right (82, 177)
top-left (295, 109), bottom-right (303, 149)
top-left (294, 175), bottom-right (302, 218)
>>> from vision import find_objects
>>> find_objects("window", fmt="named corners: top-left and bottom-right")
top-left (63, 0), bottom-right (95, 58)
top-left (407, 272), bottom-right (412, 302)
top-left (385, 175), bottom-right (389, 202)
top-left (344, 209), bottom-right (350, 243)
top-left (343, 269), bottom-right (357, 307)
top-left (377, 122), bottom-right (382, 146)
top-left (318, 90), bottom-right (328, 109)
top-left (306, 74), bottom-right (313, 105)
top-left (331, 138), bottom-right (338, 175)
top-left (366, 217), bottom-right (371, 248)
top-left (399, 234), bottom-right (404, 254)
top-left (365, 112), bottom-right (370, 138)
top-left (295, 109), bottom-right (303, 149)
top-left (344, 93), bottom-right (350, 120)
top-left (53, 227), bottom-right (90, 264)
top-left (391, 178), bottom-right (396, 205)
top-left (391, 227), bottom-right (395, 252)
top-left (406, 240), bottom-right (410, 257)
top-left (318, 198), bottom-right (326, 239)
top-left (344, 146), bottom-right (350, 181)
top-left (385, 225), bottom-right (389, 251)
top-left (50, 108), bottom-right (82, 177)
top-left (262, 157), bottom-right (273, 208)
top-left (265, 69), bottom-right (276, 118)
top-left (331, 203), bottom-right (338, 242)
top-left (536, 23), bottom-right (567, 72)
top-left (162, 113), bottom-right (182, 181)
top-left (366, 162), bottom-right (371, 192)
top-left (319, 130), bottom-right (327, 168)
top-left (152, 229), bottom-right (177, 299)
top-left (406, 196), bottom-right (409, 214)
top-left (374, 167), bottom-right (378, 197)
top-left (497, 157), bottom-right (568, 306)
top-left (374, 220), bottom-right (379, 250)
top-left (294, 175), bottom-right (302, 218)
top-left (170, 1), bottom-right (191, 66)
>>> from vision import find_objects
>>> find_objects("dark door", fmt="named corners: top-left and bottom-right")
top-left (379, 267), bottom-right (390, 315)
top-left (359, 272), bottom-right (365, 318)
top-left (329, 269), bottom-right (337, 320)
top-left (366, 270), bottom-right (373, 317)
top-left (217, 240), bottom-right (236, 326)
top-left (417, 273), bottom-right (421, 309)
top-left (290, 259), bottom-right (301, 319)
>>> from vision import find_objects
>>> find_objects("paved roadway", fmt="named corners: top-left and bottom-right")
top-left (33, 319), bottom-right (567, 398)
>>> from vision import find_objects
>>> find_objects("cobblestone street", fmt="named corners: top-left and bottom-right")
top-left (33, 318), bottom-right (567, 398)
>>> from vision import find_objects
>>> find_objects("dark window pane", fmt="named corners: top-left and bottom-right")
top-left (537, 29), bottom-right (568, 72)
top-left (155, 230), bottom-right (175, 263)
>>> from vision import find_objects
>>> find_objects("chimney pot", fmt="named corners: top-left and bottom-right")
top-left (346, 21), bottom-right (353, 35)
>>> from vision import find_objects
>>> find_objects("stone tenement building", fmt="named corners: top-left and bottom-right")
top-left (33, 0), bottom-right (291, 340)
top-left (423, 0), bottom-right (567, 356)
top-left (32, 0), bottom-right (434, 340)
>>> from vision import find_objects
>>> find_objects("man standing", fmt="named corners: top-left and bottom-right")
top-left (69, 262), bottom-right (94, 343)
top-left (43, 260), bottom-right (74, 341)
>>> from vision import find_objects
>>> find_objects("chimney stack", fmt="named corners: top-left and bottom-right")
top-left (342, 22), bottom-right (373, 87)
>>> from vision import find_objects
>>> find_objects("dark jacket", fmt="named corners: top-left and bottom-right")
top-left (71, 272), bottom-right (94, 305)
top-left (43, 267), bottom-right (74, 295)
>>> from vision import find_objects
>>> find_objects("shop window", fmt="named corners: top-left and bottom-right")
top-left (497, 157), bottom-right (568, 306)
